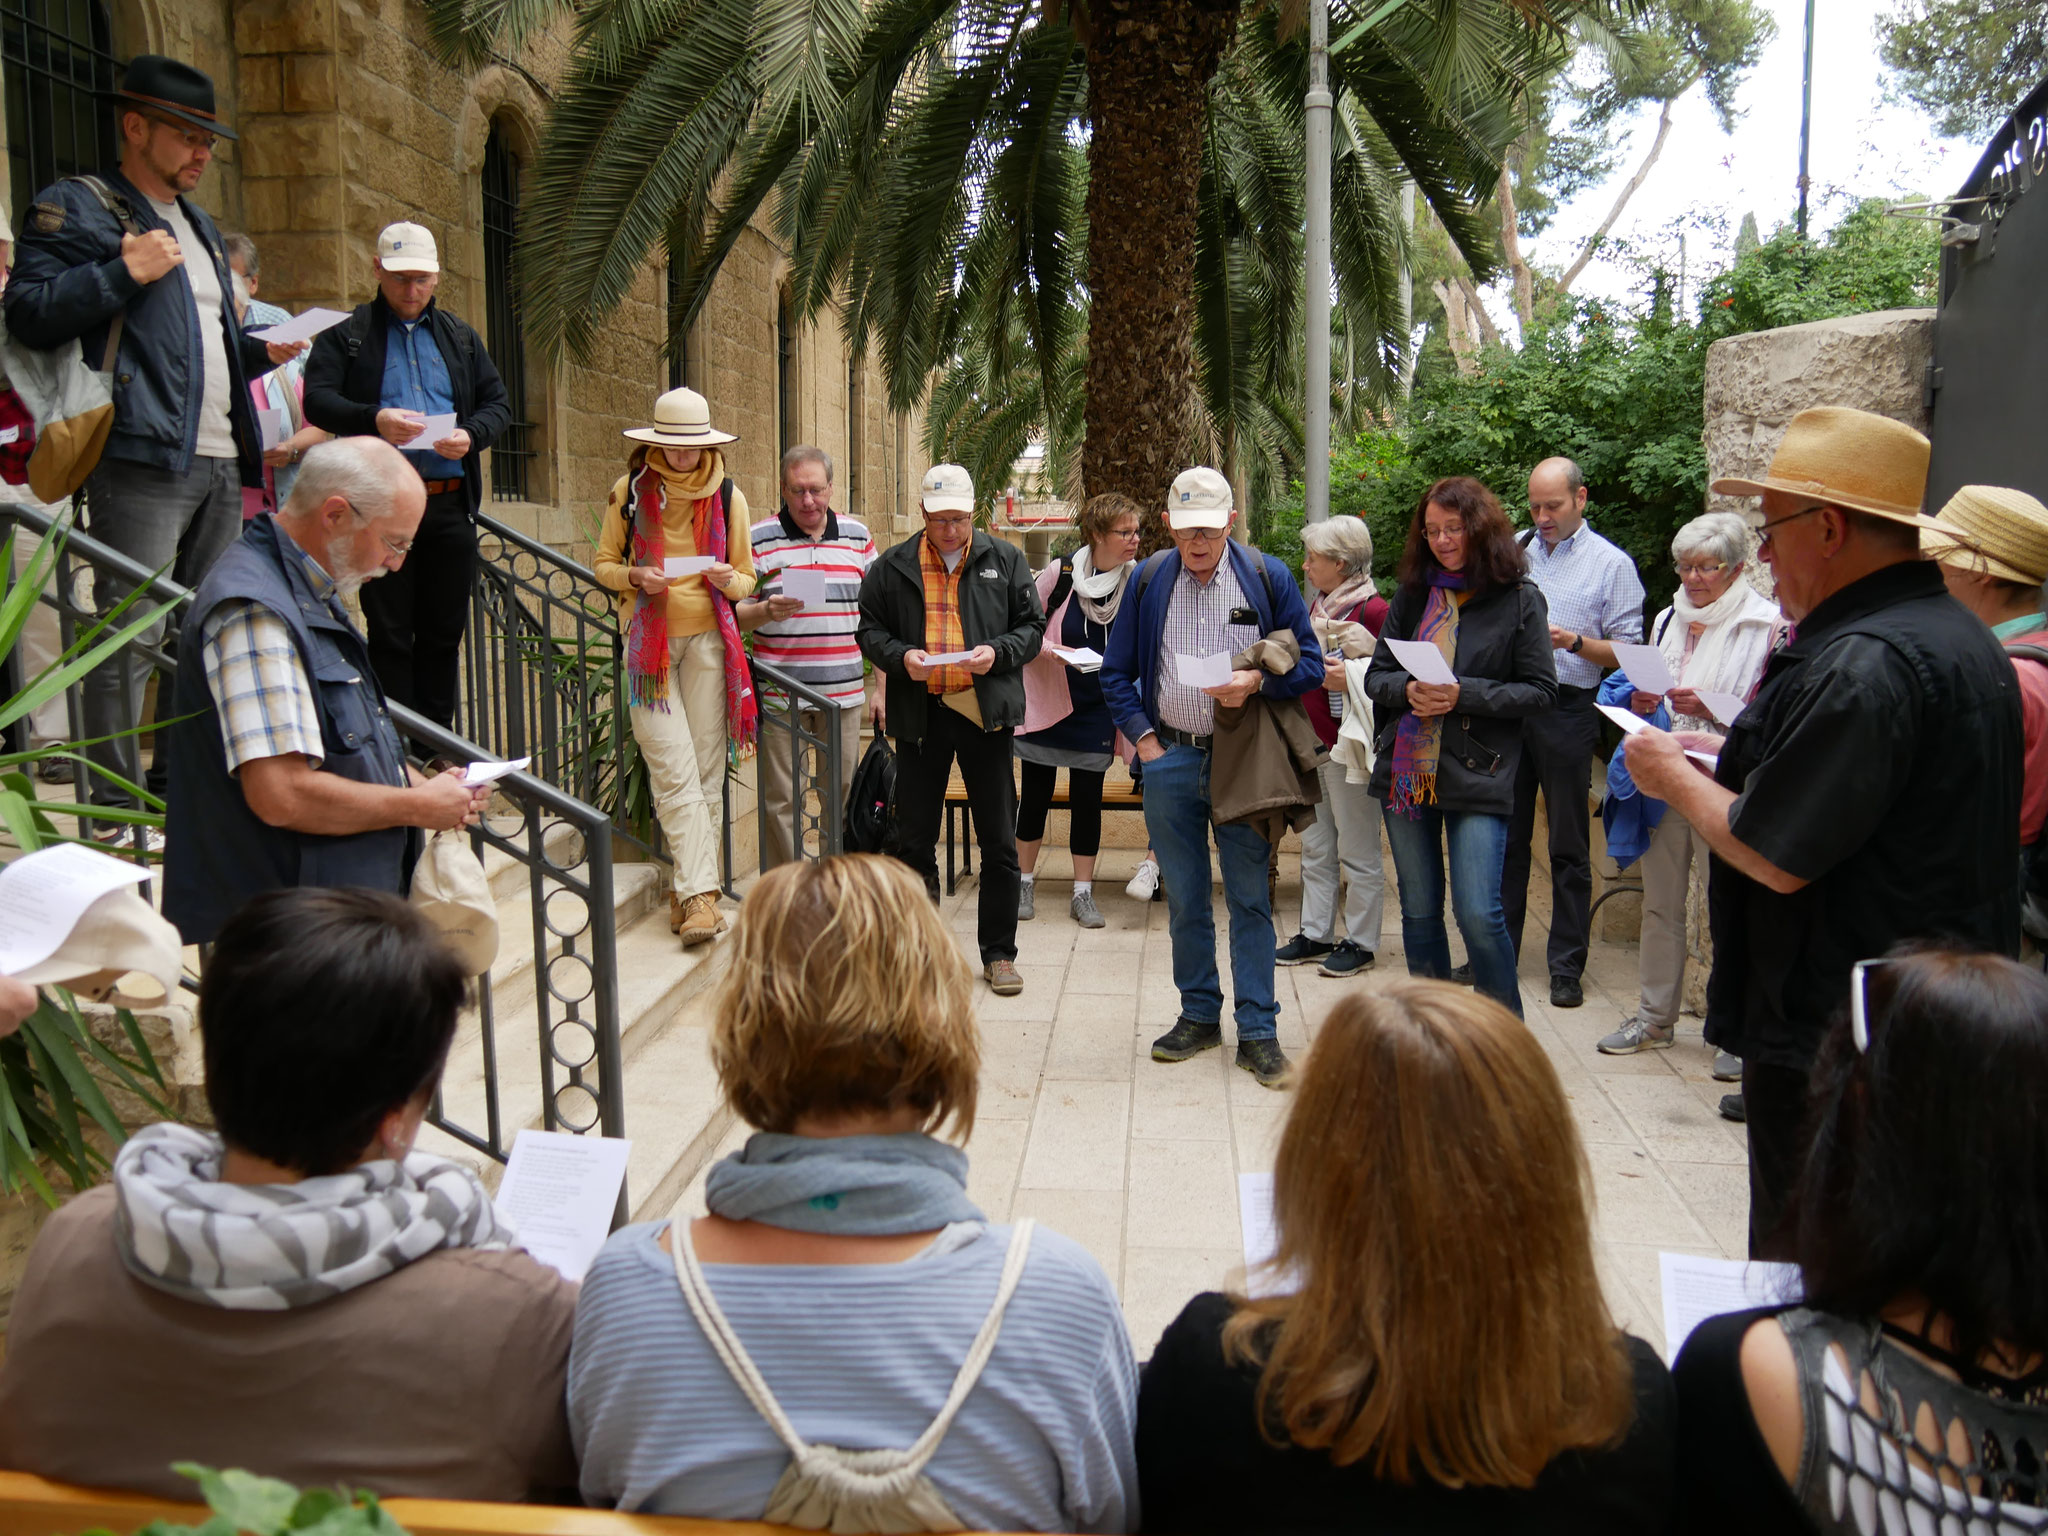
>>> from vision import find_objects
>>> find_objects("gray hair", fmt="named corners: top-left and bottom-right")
top-left (281, 437), bottom-right (411, 523)
top-left (221, 231), bottom-right (259, 276)
top-left (1300, 513), bottom-right (1375, 579)
top-left (1670, 510), bottom-right (1750, 571)
top-left (781, 444), bottom-right (833, 484)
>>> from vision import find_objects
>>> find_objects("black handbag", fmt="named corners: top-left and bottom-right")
top-left (842, 733), bottom-right (899, 855)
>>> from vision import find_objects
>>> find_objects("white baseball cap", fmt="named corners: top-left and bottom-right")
top-left (377, 221), bottom-right (439, 275)
top-left (1167, 467), bottom-right (1234, 530)
top-left (921, 464), bottom-right (976, 514)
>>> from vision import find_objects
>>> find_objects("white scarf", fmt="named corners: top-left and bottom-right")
top-left (1655, 576), bottom-right (1781, 735)
top-left (1070, 544), bottom-right (1132, 626)
top-left (113, 1122), bottom-right (516, 1311)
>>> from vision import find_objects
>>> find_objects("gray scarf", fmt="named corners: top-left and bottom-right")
top-left (703, 1132), bottom-right (984, 1235)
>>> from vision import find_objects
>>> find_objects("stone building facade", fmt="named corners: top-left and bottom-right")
top-left (0, 0), bottom-right (928, 555)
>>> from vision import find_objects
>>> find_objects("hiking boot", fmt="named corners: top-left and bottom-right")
top-left (677, 891), bottom-right (724, 946)
top-left (1151, 1016), bottom-right (1223, 1062)
top-left (1550, 974), bottom-right (1584, 1009)
top-left (1017, 881), bottom-right (1036, 921)
top-left (1126, 857), bottom-right (1160, 902)
top-left (1712, 1049), bottom-right (1743, 1082)
top-left (1236, 1038), bottom-right (1290, 1088)
top-left (1448, 962), bottom-right (1474, 986)
top-left (985, 959), bottom-right (1024, 996)
top-left (1317, 941), bottom-right (1375, 979)
top-left (35, 758), bottom-right (73, 785)
top-left (1718, 1092), bottom-right (1746, 1124)
top-left (1070, 890), bottom-right (1105, 928)
top-left (1275, 933), bottom-right (1334, 967)
top-left (1598, 1016), bottom-right (1674, 1055)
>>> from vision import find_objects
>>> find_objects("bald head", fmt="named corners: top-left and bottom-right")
top-left (277, 438), bottom-right (427, 596)
top-left (1528, 457), bottom-right (1588, 547)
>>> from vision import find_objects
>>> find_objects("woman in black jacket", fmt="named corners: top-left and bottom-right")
top-left (1365, 477), bottom-right (1557, 1016)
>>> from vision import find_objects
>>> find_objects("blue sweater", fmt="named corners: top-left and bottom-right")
top-left (1100, 542), bottom-right (1322, 744)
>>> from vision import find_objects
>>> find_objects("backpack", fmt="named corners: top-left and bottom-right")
top-left (2007, 643), bottom-right (2048, 940)
top-left (842, 732), bottom-right (898, 855)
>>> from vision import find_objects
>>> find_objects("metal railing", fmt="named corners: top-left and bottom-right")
top-left (0, 502), bottom-right (627, 1169)
top-left (733, 664), bottom-right (851, 887)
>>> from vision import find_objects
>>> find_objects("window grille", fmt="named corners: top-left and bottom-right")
top-left (1, 0), bottom-right (121, 227)
top-left (482, 121), bottom-right (534, 503)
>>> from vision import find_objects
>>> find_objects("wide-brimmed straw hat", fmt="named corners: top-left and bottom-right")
top-left (623, 387), bottom-right (737, 448)
top-left (1710, 406), bottom-right (1937, 531)
top-left (1922, 485), bottom-right (2048, 586)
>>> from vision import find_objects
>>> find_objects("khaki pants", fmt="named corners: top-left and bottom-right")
top-left (9, 521), bottom-right (69, 746)
top-left (1637, 806), bottom-right (1709, 1029)
top-left (758, 699), bottom-right (864, 868)
top-left (630, 629), bottom-right (728, 897)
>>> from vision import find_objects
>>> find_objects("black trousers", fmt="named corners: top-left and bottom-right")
top-left (1742, 1058), bottom-right (1812, 1259)
top-left (891, 705), bottom-right (1019, 965)
top-left (1503, 687), bottom-right (1598, 979)
top-left (360, 489), bottom-right (475, 729)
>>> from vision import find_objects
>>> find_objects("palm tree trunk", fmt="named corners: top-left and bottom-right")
top-left (1082, 0), bottom-right (1238, 550)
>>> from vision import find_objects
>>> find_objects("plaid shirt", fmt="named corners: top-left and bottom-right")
top-left (1155, 559), bottom-right (1261, 735)
top-left (919, 536), bottom-right (974, 695)
top-left (1523, 520), bottom-right (1645, 689)
top-left (199, 544), bottom-right (348, 772)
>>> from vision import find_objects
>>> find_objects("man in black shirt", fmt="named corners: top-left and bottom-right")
top-left (1624, 407), bottom-right (2021, 1257)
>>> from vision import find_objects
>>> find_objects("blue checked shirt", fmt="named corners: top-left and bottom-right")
top-left (1523, 520), bottom-right (1646, 689)
top-left (1154, 560), bottom-right (1264, 735)
top-left (200, 543), bottom-right (354, 772)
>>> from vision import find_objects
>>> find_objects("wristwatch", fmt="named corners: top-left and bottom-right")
top-left (1568, 634), bottom-right (1586, 655)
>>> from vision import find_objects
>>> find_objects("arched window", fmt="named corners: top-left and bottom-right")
top-left (481, 119), bottom-right (533, 502)
top-left (777, 288), bottom-right (797, 457)
top-left (2, 0), bottom-right (122, 223)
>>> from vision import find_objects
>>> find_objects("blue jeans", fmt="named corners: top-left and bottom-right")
top-left (1141, 743), bottom-right (1277, 1041)
top-left (1381, 805), bottom-right (1523, 1017)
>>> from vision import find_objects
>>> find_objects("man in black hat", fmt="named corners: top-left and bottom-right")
top-left (4, 55), bottom-right (304, 839)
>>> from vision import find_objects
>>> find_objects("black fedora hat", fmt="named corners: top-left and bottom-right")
top-left (110, 55), bottom-right (236, 142)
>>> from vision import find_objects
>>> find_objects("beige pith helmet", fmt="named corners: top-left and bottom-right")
top-left (1922, 485), bottom-right (2048, 586)
top-left (1710, 406), bottom-right (1937, 532)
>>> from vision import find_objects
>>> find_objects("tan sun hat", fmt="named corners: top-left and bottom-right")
top-left (1922, 485), bottom-right (2048, 586)
top-left (623, 387), bottom-right (737, 448)
top-left (1710, 406), bottom-right (1937, 531)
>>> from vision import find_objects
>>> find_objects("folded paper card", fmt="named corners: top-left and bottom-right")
top-left (1174, 651), bottom-right (1236, 689)
top-left (461, 756), bottom-right (531, 785)
top-left (1597, 702), bottom-right (1720, 766)
top-left (1611, 642), bottom-right (1677, 696)
top-left (414, 412), bottom-right (459, 445)
top-left (663, 556), bottom-right (715, 579)
top-left (1383, 638), bottom-right (1458, 687)
top-left (1054, 647), bottom-right (1104, 672)
top-left (248, 307), bottom-right (350, 346)
top-left (923, 649), bottom-right (977, 666)
top-left (256, 408), bottom-right (287, 452)
top-left (778, 567), bottom-right (832, 606)
top-left (1696, 690), bottom-right (1749, 727)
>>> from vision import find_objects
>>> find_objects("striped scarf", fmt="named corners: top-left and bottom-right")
top-left (625, 463), bottom-right (759, 751)
top-left (1388, 574), bottom-right (1463, 819)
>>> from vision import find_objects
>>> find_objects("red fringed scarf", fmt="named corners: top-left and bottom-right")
top-left (624, 463), bottom-right (758, 753)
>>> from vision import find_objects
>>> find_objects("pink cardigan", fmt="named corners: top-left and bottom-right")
top-left (1020, 561), bottom-right (1135, 762)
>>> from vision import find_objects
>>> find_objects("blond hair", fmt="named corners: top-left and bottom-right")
top-left (1224, 980), bottom-right (1633, 1487)
top-left (709, 855), bottom-right (979, 1139)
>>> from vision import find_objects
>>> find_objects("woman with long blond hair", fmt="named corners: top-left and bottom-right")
top-left (568, 854), bottom-right (1138, 1534)
top-left (1137, 979), bottom-right (1675, 1534)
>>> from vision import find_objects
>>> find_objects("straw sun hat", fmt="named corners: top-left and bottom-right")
top-left (622, 387), bottom-right (737, 448)
top-left (1922, 485), bottom-right (2048, 586)
top-left (1710, 406), bottom-right (1940, 532)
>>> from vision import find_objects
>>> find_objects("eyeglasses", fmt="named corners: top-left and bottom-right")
top-left (924, 513), bottom-right (973, 529)
top-left (1109, 525), bottom-right (1142, 540)
top-left (1674, 560), bottom-right (1728, 579)
top-left (1173, 526), bottom-right (1229, 543)
top-left (1849, 957), bottom-right (1887, 1054)
top-left (343, 497), bottom-right (414, 557)
top-left (148, 115), bottom-right (216, 152)
top-left (1756, 506), bottom-right (1825, 548)
top-left (1424, 525), bottom-right (1465, 545)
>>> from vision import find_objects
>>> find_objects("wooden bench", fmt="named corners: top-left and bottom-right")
top-left (943, 768), bottom-right (1146, 894)
top-left (0, 1472), bottom-right (1027, 1536)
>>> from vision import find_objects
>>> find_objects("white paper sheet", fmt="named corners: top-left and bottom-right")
top-left (494, 1129), bottom-right (633, 1282)
top-left (256, 408), bottom-right (288, 451)
top-left (1174, 651), bottom-right (1236, 689)
top-left (248, 306), bottom-right (351, 346)
top-left (1054, 646), bottom-right (1104, 672)
top-left (662, 556), bottom-right (716, 579)
top-left (1384, 637), bottom-right (1458, 686)
top-left (0, 843), bottom-right (150, 977)
top-left (1659, 1251), bottom-right (1802, 1359)
top-left (1695, 690), bottom-right (1749, 727)
top-left (414, 412), bottom-right (460, 446)
top-left (1238, 1172), bottom-right (1299, 1298)
top-left (1611, 642), bottom-right (1677, 696)
top-left (461, 756), bottom-right (531, 785)
top-left (778, 566), bottom-right (832, 607)
top-left (923, 649), bottom-right (977, 666)
top-left (1597, 702), bottom-right (1721, 767)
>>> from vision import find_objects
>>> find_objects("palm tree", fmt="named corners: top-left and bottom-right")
top-left (425, 0), bottom-right (1620, 529)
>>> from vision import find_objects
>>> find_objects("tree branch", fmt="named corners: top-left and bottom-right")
top-left (1556, 89), bottom-right (1683, 297)
top-left (1433, 278), bottom-right (1478, 375)
top-left (1456, 274), bottom-right (1503, 349)
top-left (1497, 167), bottom-right (1534, 330)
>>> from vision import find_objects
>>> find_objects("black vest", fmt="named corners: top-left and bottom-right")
top-left (163, 515), bottom-right (416, 944)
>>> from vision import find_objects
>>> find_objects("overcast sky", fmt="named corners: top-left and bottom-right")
top-left (1510, 0), bottom-right (1985, 314)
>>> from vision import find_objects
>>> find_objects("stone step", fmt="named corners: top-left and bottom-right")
top-left (472, 859), bottom-right (665, 1026)
top-left (478, 816), bottom-right (587, 905)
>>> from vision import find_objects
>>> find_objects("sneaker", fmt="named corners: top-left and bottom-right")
top-left (985, 959), bottom-right (1024, 996)
top-left (1718, 1092), bottom-right (1746, 1124)
top-left (1598, 1016), bottom-right (1674, 1055)
top-left (1017, 881), bottom-right (1036, 921)
top-left (1125, 858), bottom-right (1161, 902)
top-left (1712, 1049), bottom-right (1742, 1082)
top-left (1550, 974), bottom-right (1584, 1009)
top-left (1070, 889), bottom-right (1105, 929)
top-left (92, 825), bottom-right (166, 861)
top-left (1448, 962), bottom-right (1474, 986)
top-left (1275, 933), bottom-right (1335, 967)
top-left (34, 758), bottom-right (73, 785)
top-left (1151, 1016), bottom-right (1223, 1062)
top-left (1236, 1038), bottom-right (1290, 1087)
top-left (1317, 941), bottom-right (1375, 978)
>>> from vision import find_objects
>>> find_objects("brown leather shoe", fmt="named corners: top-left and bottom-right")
top-left (678, 891), bottom-right (723, 946)
top-left (984, 959), bottom-right (1023, 996)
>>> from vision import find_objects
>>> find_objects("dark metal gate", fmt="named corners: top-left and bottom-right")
top-left (0, 0), bottom-right (121, 225)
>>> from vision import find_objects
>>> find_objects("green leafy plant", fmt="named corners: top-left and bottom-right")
top-left (76, 1465), bottom-right (407, 1536)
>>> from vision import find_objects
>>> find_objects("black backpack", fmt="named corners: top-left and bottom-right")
top-left (842, 733), bottom-right (899, 855)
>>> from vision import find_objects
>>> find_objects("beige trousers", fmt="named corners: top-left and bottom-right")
top-left (630, 629), bottom-right (728, 897)
top-left (1637, 806), bottom-right (1710, 1029)
top-left (758, 700), bottom-right (864, 868)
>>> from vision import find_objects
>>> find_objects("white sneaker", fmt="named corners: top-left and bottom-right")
top-left (1125, 857), bottom-right (1160, 902)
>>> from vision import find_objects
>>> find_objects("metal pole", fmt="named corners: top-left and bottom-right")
top-left (1398, 180), bottom-right (1415, 399)
top-left (1304, 0), bottom-right (1332, 523)
top-left (1796, 0), bottom-right (1816, 237)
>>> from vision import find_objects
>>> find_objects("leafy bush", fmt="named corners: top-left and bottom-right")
top-left (76, 1464), bottom-right (406, 1536)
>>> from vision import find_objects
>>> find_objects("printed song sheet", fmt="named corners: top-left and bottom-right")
top-left (1660, 1252), bottom-right (1802, 1358)
top-left (1237, 1172), bottom-right (1299, 1298)
top-left (0, 844), bottom-right (149, 977)
top-left (494, 1129), bottom-right (633, 1282)
top-left (1610, 642), bottom-right (1677, 696)
top-left (248, 307), bottom-right (351, 346)
top-left (1054, 647), bottom-right (1104, 672)
top-left (1383, 638), bottom-right (1458, 687)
